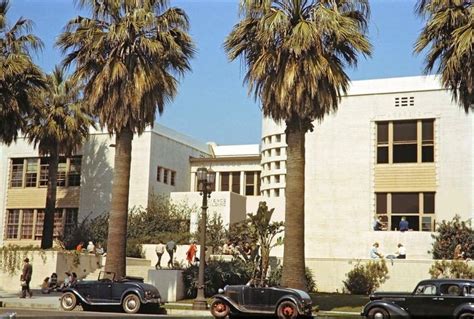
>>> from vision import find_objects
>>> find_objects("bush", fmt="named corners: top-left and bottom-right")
top-left (267, 265), bottom-right (317, 293)
top-left (431, 215), bottom-right (473, 259)
top-left (182, 259), bottom-right (252, 298)
top-left (343, 259), bottom-right (389, 295)
top-left (429, 260), bottom-right (474, 279)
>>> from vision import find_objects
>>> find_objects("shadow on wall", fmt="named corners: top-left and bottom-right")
top-left (80, 136), bottom-right (114, 218)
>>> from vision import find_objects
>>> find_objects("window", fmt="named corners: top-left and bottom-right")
top-left (157, 166), bottom-right (162, 182)
top-left (25, 158), bottom-right (38, 187)
top-left (275, 161), bottom-right (281, 170)
top-left (163, 169), bottom-right (168, 184)
top-left (35, 210), bottom-right (45, 240)
top-left (53, 210), bottom-right (64, 237)
top-left (415, 284), bottom-right (437, 295)
top-left (170, 171), bottom-right (176, 186)
top-left (245, 171), bottom-right (260, 196)
top-left (57, 158), bottom-right (67, 187)
top-left (376, 119), bottom-right (435, 164)
top-left (231, 172), bottom-right (240, 193)
top-left (275, 148), bottom-right (281, 156)
top-left (274, 175), bottom-right (280, 183)
top-left (220, 172), bottom-right (229, 191)
top-left (65, 209), bottom-right (78, 236)
top-left (10, 159), bottom-right (24, 187)
top-left (39, 159), bottom-right (49, 187)
top-left (440, 284), bottom-right (461, 296)
top-left (21, 210), bottom-right (34, 239)
top-left (6, 210), bottom-right (20, 239)
top-left (275, 134), bottom-right (281, 143)
top-left (274, 189), bottom-right (280, 197)
top-left (68, 157), bottom-right (81, 186)
top-left (375, 192), bottom-right (435, 231)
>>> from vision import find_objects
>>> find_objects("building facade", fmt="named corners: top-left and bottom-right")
top-left (0, 75), bottom-right (472, 259)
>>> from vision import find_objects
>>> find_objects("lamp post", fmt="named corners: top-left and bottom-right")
top-left (192, 167), bottom-right (216, 310)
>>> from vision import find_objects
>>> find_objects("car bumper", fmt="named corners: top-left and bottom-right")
top-left (144, 298), bottom-right (161, 304)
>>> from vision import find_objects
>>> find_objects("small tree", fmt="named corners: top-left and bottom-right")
top-left (204, 213), bottom-right (227, 254)
top-left (429, 260), bottom-right (474, 279)
top-left (228, 202), bottom-right (284, 285)
top-left (431, 215), bottom-right (473, 259)
top-left (343, 259), bottom-right (389, 295)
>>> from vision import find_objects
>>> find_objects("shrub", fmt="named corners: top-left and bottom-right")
top-left (431, 215), bottom-right (473, 259)
top-left (343, 259), bottom-right (389, 295)
top-left (267, 265), bottom-right (317, 293)
top-left (429, 260), bottom-right (474, 279)
top-left (182, 259), bottom-right (252, 298)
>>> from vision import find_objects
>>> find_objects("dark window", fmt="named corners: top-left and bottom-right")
top-left (57, 158), bottom-right (67, 187)
top-left (377, 122), bottom-right (388, 143)
top-left (163, 170), bottom-right (168, 184)
top-left (68, 157), bottom-right (81, 186)
top-left (393, 144), bottom-right (417, 163)
top-left (39, 158), bottom-right (49, 187)
top-left (231, 172), bottom-right (240, 193)
top-left (245, 172), bottom-right (255, 196)
top-left (65, 208), bottom-right (78, 236)
top-left (391, 215), bottom-right (419, 231)
top-left (53, 210), bottom-right (64, 238)
top-left (422, 119), bottom-right (434, 162)
top-left (25, 158), bottom-right (38, 187)
top-left (424, 193), bottom-right (435, 213)
top-left (392, 193), bottom-right (419, 214)
top-left (377, 147), bottom-right (389, 164)
top-left (21, 210), bottom-right (34, 239)
top-left (421, 216), bottom-right (432, 231)
top-left (170, 171), bottom-right (176, 186)
top-left (220, 172), bottom-right (229, 191)
top-left (393, 121), bottom-right (417, 142)
top-left (376, 193), bottom-right (387, 214)
top-left (10, 159), bottom-right (24, 187)
top-left (35, 210), bottom-right (45, 240)
top-left (157, 166), bottom-right (162, 182)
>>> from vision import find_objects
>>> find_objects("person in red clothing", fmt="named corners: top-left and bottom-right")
top-left (76, 241), bottom-right (84, 252)
top-left (186, 241), bottom-right (197, 266)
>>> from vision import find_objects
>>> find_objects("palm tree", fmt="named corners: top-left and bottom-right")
top-left (225, 0), bottom-right (371, 289)
top-left (25, 66), bottom-right (94, 249)
top-left (0, 0), bottom-right (45, 144)
top-left (414, 0), bottom-right (473, 112)
top-left (57, 0), bottom-right (195, 278)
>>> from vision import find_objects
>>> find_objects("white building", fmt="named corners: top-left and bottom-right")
top-left (0, 75), bottom-right (472, 260)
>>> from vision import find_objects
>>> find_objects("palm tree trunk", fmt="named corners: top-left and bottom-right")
top-left (105, 128), bottom-right (133, 279)
top-left (281, 120), bottom-right (306, 290)
top-left (41, 145), bottom-right (59, 249)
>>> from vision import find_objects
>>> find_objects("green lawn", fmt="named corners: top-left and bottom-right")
top-left (311, 292), bottom-right (369, 313)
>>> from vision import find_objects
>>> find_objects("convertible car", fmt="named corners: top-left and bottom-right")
top-left (210, 284), bottom-right (313, 319)
top-left (60, 271), bottom-right (161, 314)
top-left (361, 279), bottom-right (474, 319)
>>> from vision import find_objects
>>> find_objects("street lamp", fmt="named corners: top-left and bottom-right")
top-left (192, 167), bottom-right (216, 310)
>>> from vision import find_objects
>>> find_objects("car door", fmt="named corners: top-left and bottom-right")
top-left (93, 281), bottom-right (113, 303)
top-left (242, 286), bottom-right (272, 311)
top-left (437, 283), bottom-right (463, 318)
top-left (406, 283), bottom-right (440, 318)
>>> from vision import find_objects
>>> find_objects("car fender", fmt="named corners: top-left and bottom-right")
top-left (212, 294), bottom-right (242, 312)
top-left (275, 295), bottom-right (306, 315)
top-left (362, 300), bottom-right (411, 318)
top-left (120, 288), bottom-right (146, 304)
top-left (454, 303), bottom-right (474, 318)
top-left (61, 287), bottom-right (91, 305)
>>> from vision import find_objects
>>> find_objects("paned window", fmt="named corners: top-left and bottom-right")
top-left (53, 210), bottom-right (64, 238)
top-left (375, 192), bottom-right (435, 231)
top-left (65, 209), bottom-right (78, 236)
top-left (163, 169), bottom-right (168, 184)
top-left (6, 210), bottom-right (20, 239)
top-left (157, 166), bottom-right (162, 182)
top-left (25, 158), bottom-right (38, 187)
top-left (376, 119), bottom-right (435, 164)
top-left (10, 159), bottom-right (24, 187)
top-left (57, 158), bottom-right (67, 187)
top-left (35, 210), bottom-right (45, 240)
top-left (170, 171), bottom-right (176, 186)
top-left (220, 172), bottom-right (229, 191)
top-left (245, 172), bottom-right (258, 196)
top-left (39, 158), bottom-right (49, 187)
top-left (231, 172), bottom-right (240, 193)
top-left (21, 210), bottom-right (34, 239)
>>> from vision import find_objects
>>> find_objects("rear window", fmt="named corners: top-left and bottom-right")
top-left (440, 284), bottom-right (461, 296)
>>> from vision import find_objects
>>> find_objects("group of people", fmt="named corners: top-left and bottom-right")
top-left (75, 241), bottom-right (105, 255)
top-left (373, 216), bottom-right (410, 232)
top-left (370, 242), bottom-right (407, 259)
top-left (154, 240), bottom-right (178, 269)
top-left (41, 272), bottom-right (78, 294)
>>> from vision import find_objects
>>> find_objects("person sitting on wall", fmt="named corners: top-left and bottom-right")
top-left (373, 216), bottom-right (387, 231)
top-left (41, 277), bottom-right (50, 294)
top-left (454, 244), bottom-right (465, 260)
top-left (48, 273), bottom-right (58, 290)
top-left (396, 243), bottom-right (407, 259)
top-left (370, 242), bottom-right (383, 259)
top-left (399, 217), bottom-right (409, 232)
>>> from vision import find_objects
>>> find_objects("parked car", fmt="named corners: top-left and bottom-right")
top-left (210, 284), bottom-right (313, 319)
top-left (60, 271), bottom-right (161, 314)
top-left (361, 279), bottom-right (474, 319)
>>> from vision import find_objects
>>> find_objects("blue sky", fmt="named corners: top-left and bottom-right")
top-left (9, 0), bottom-right (426, 145)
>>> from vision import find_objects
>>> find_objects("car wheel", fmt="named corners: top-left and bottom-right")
top-left (210, 299), bottom-right (231, 318)
top-left (459, 313), bottom-right (474, 319)
top-left (368, 307), bottom-right (390, 319)
top-left (122, 293), bottom-right (141, 314)
top-left (60, 292), bottom-right (77, 311)
top-left (277, 300), bottom-right (298, 319)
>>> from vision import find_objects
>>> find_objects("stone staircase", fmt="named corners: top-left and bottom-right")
top-left (83, 257), bottom-right (154, 283)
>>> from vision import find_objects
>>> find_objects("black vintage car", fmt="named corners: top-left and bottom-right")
top-left (361, 279), bottom-right (474, 319)
top-left (210, 284), bottom-right (313, 319)
top-left (60, 271), bottom-right (161, 314)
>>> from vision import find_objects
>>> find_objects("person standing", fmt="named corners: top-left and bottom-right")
top-left (186, 241), bottom-right (197, 266)
top-left (155, 240), bottom-right (166, 269)
top-left (20, 258), bottom-right (33, 298)
top-left (166, 240), bottom-right (177, 268)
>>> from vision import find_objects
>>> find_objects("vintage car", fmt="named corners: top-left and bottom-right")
top-left (361, 279), bottom-right (474, 319)
top-left (60, 271), bottom-right (161, 314)
top-left (210, 284), bottom-right (313, 319)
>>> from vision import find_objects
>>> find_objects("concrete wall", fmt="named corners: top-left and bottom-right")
top-left (148, 269), bottom-right (184, 302)
top-left (307, 258), bottom-right (474, 293)
top-left (0, 251), bottom-right (100, 292)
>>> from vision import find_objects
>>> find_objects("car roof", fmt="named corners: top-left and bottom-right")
top-left (418, 279), bottom-right (474, 285)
